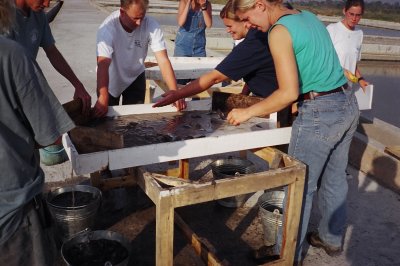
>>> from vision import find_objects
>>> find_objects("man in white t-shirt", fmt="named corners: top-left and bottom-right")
top-left (93, 0), bottom-right (186, 117)
top-left (327, 0), bottom-right (369, 90)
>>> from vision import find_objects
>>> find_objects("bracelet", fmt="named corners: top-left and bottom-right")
top-left (358, 76), bottom-right (365, 83)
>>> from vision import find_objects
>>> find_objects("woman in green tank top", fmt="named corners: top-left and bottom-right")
top-left (228, 0), bottom-right (359, 264)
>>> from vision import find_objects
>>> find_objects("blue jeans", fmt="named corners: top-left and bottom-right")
top-left (173, 8), bottom-right (206, 58)
top-left (173, 9), bottom-right (206, 86)
top-left (276, 90), bottom-right (359, 260)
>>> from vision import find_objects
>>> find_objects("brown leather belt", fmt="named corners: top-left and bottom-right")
top-left (298, 85), bottom-right (346, 101)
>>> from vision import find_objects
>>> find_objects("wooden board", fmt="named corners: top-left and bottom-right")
top-left (63, 101), bottom-right (291, 175)
top-left (69, 126), bottom-right (124, 154)
top-left (385, 146), bottom-right (400, 160)
top-left (62, 99), bottom-right (90, 126)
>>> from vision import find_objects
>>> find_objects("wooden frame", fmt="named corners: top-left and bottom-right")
top-left (62, 101), bottom-right (303, 265)
top-left (134, 147), bottom-right (305, 266)
top-left (62, 101), bottom-right (289, 175)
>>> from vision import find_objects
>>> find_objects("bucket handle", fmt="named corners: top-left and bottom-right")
top-left (42, 146), bottom-right (65, 154)
top-left (67, 227), bottom-right (91, 241)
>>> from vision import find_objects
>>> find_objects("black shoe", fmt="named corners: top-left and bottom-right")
top-left (307, 232), bottom-right (342, 257)
top-left (250, 245), bottom-right (280, 264)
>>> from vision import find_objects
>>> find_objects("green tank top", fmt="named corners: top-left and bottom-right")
top-left (272, 11), bottom-right (346, 94)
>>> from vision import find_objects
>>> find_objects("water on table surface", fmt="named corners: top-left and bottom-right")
top-left (87, 110), bottom-right (226, 148)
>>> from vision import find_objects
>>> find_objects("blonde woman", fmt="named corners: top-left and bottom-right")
top-left (153, 0), bottom-right (277, 106)
top-left (229, 0), bottom-right (359, 263)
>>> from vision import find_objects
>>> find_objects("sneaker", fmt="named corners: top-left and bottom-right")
top-left (307, 232), bottom-right (342, 257)
top-left (250, 245), bottom-right (280, 264)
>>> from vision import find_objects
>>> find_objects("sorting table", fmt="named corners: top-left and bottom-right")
top-left (63, 100), bottom-right (305, 265)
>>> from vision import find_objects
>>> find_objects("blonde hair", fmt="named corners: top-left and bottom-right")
top-left (0, 0), bottom-right (14, 34)
top-left (233, 0), bottom-right (283, 13)
top-left (220, 0), bottom-right (240, 21)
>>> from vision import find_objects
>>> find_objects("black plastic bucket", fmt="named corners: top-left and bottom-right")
top-left (61, 230), bottom-right (131, 266)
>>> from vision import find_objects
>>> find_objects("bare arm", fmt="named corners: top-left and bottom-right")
top-left (177, 0), bottom-right (191, 27)
top-left (355, 65), bottom-right (369, 91)
top-left (43, 44), bottom-right (91, 114)
top-left (200, 0), bottom-right (212, 28)
top-left (92, 56), bottom-right (111, 118)
top-left (153, 69), bottom-right (228, 107)
top-left (154, 49), bottom-right (187, 110)
top-left (227, 25), bottom-right (299, 125)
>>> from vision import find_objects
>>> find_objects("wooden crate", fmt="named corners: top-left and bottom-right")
top-left (134, 147), bottom-right (305, 266)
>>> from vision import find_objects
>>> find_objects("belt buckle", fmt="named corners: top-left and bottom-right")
top-left (309, 91), bottom-right (315, 100)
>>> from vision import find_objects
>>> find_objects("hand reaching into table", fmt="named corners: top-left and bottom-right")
top-left (153, 90), bottom-right (185, 109)
top-left (173, 98), bottom-right (187, 111)
top-left (226, 108), bottom-right (252, 126)
top-left (92, 94), bottom-right (109, 118)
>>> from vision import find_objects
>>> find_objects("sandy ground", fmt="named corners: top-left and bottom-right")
top-left (47, 152), bottom-right (400, 266)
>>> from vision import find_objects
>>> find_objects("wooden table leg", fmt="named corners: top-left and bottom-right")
top-left (144, 80), bottom-right (156, 104)
top-left (155, 196), bottom-right (174, 266)
top-left (280, 167), bottom-right (306, 265)
top-left (179, 159), bottom-right (189, 179)
top-left (90, 171), bottom-right (103, 188)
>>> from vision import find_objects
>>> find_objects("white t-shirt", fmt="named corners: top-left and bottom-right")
top-left (97, 11), bottom-right (166, 97)
top-left (234, 38), bottom-right (244, 47)
top-left (327, 21), bottom-right (363, 74)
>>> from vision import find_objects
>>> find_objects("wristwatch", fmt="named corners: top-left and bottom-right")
top-left (201, 5), bottom-right (207, 10)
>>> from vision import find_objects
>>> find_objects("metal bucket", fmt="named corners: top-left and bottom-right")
top-left (46, 185), bottom-right (102, 244)
top-left (61, 230), bottom-right (131, 266)
top-left (210, 157), bottom-right (257, 208)
top-left (258, 189), bottom-right (285, 246)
